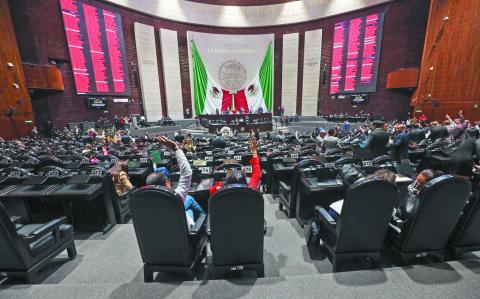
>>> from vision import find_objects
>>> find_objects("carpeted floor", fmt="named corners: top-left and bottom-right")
top-left (1, 194), bottom-right (480, 298)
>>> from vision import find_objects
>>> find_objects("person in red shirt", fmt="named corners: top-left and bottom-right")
top-left (209, 137), bottom-right (262, 196)
top-left (418, 114), bottom-right (428, 125)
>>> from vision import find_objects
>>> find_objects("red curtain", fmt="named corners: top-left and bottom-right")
top-left (234, 90), bottom-right (249, 113)
top-left (221, 89), bottom-right (249, 112)
top-left (221, 89), bottom-right (232, 112)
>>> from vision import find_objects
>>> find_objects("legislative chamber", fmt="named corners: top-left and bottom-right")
top-left (1, 0), bottom-right (480, 298)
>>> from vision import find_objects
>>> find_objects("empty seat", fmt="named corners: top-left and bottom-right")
top-left (0, 202), bottom-right (77, 283)
top-left (279, 159), bottom-right (322, 218)
top-left (448, 188), bottom-right (480, 258)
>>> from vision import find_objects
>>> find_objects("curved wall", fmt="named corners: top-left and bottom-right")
top-left (8, 0), bottom-right (429, 128)
top-left (104, 0), bottom-right (393, 27)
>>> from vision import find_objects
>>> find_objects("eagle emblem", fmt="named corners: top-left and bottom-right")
top-left (247, 84), bottom-right (258, 96)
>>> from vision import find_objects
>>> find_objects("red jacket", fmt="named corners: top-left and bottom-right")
top-left (209, 156), bottom-right (262, 196)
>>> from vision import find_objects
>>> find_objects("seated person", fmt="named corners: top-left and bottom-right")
top-left (274, 130), bottom-right (285, 142)
top-left (211, 133), bottom-right (226, 149)
top-left (209, 137), bottom-right (262, 195)
top-left (392, 169), bottom-right (438, 226)
top-left (220, 126), bottom-right (232, 138)
top-left (82, 143), bottom-right (93, 155)
top-left (322, 129), bottom-right (340, 152)
top-left (146, 137), bottom-right (205, 230)
top-left (182, 134), bottom-right (195, 152)
top-left (107, 160), bottom-right (133, 195)
top-left (328, 169), bottom-right (397, 220)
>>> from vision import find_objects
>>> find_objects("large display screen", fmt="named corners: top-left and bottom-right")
top-left (330, 13), bottom-right (384, 94)
top-left (60, 0), bottom-right (130, 96)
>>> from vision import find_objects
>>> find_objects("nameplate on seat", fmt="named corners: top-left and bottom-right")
top-left (110, 157), bottom-right (118, 163)
top-left (206, 151), bottom-right (212, 155)
top-left (82, 158), bottom-right (89, 164)
top-left (8, 171), bottom-right (20, 177)
top-left (205, 156), bottom-right (213, 162)
top-left (48, 170), bottom-right (59, 177)
top-left (140, 158), bottom-right (148, 163)
top-left (234, 155), bottom-right (242, 161)
top-left (324, 163), bottom-right (335, 168)
top-left (230, 265), bottom-right (244, 271)
top-left (244, 165), bottom-right (253, 173)
top-left (346, 151), bottom-right (354, 155)
top-left (91, 169), bottom-right (102, 176)
top-left (362, 160), bottom-right (373, 167)
top-left (228, 150), bottom-right (235, 155)
top-left (200, 167), bottom-right (210, 174)
top-left (291, 153), bottom-right (299, 159)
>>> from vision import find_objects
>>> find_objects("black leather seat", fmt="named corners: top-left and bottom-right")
top-left (129, 186), bottom-right (207, 281)
top-left (387, 175), bottom-right (471, 264)
top-left (0, 202), bottom-right (77, 283)
top-left (103, 173), bottom-right (135, 224)
top-left (448, 189), bottom-right (480, 258)
top-left (208, 184), bottom-right (264, 279)
top-left (279, 159), bottom-right (322, 218)
top-left (315, 177), bottom-right (398, 272)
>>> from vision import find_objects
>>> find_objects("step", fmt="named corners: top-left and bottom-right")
top-left (2, 259), bottom-right (480, 299)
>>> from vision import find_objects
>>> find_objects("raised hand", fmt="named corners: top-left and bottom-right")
top-left (249, 137), bottom-right (258, 153)
top-left (155, 136), bottom-right (179, 151)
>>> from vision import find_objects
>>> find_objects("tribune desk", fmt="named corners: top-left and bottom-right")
top-left (198, 113), bottom-right (272, 133)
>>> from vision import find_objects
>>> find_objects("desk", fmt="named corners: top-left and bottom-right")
top-left (271, 162), bottom-right (296, 196)
top-left (198, 113), bottom-right (272, 133)
top-left (46, 183), bottom-right (115, 233)
top-left (296, 174), bottom-right (414, 227)
top-left (297, 177), bottom-right (345, 226)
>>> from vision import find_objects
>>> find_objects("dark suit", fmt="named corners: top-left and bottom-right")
top-left (449, 138), bottom-right (479, 176)
top-left (409, 128), bottom-right (426, 144)
top-left (429, 126), bottom-right (449, 141)
top-left (391, 131), bottom-right (410, 161)
top-left (367, 128), bottom-right (390, 158)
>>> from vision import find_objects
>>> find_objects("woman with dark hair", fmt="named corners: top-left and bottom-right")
top-left (108, 161), bottom-right (133, 196)
top-left (209, 137), bottom-right (262, 196)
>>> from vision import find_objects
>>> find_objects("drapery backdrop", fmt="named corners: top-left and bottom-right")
top-left (187, 32), bottom-right (274, 115)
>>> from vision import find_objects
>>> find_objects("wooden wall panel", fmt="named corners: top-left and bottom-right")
top-left (386, 68), bottom-right (418, 89)
top-left (0, 0), bottom-right (34, 140)
top-left (412, 0), bottom-right (480, 121)
top-left (22, 63), bottom-right (64, 91)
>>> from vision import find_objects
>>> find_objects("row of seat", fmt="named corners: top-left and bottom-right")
top-left (314, 175), bottom-right (478, 271)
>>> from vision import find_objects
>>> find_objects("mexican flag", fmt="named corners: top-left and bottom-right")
top-left (243, 43), bottom-right (273, 113)
top-left (192, 41), bottom-right (224, 115)
top-left (192, 41), bottom-right (273, 115)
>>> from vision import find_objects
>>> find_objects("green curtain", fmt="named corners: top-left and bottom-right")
top-left (192, 41), bottom-right (208, 115)
top-left (259, 43), bottom-right (273, 111)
